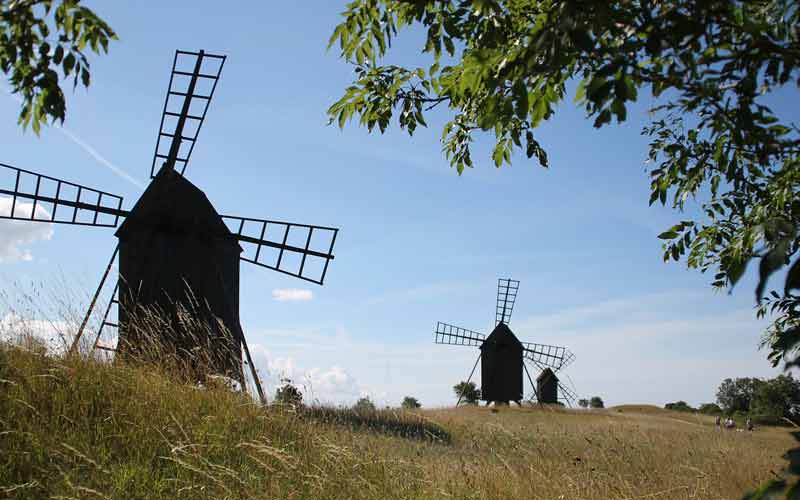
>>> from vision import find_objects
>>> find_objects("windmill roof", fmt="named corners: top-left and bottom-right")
top-left (481, 322), bottom-right (523, 350)
top-left (536, 367), bottom-right (558, 382)
top-left (116, 166), bottom-right (237, 245)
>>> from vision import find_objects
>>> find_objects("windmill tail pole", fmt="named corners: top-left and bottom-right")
top-left (458, 353), bottom-right (481, 407)
top-left (523, 361), bottom-right (540, 404)
top-left (70, 244), bottom-right (119, 356)
top-left (241, 336), bottom-right (266, 405)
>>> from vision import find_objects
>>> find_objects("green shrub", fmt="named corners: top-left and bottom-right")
top-left (698, 403), bottom-right (722, 415)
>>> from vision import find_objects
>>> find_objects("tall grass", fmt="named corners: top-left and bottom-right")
top-left (0, 345), bottom-right (434, 499)
top-left (0, 283), bottom-right (795, 498)
top-left (1, 342), bottom-right (793, 499)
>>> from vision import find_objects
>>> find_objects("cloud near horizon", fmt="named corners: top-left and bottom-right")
top-left (246, 342), bottom-right (366, 405)
top-left (271, 288), bottom-right (313, 302)
top-left (0, 198), bottom-right (54, 263)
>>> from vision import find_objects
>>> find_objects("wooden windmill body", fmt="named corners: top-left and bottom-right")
top-left (115, 166), bottom-right (245, 380)
top-left (435, 279), bottom-right (577, 406)
top-left (479, 323), bottom-right (524, 404)
top-left (0, 50), bottom-right (339, 402)
top-left (536, 368), bottom-right (559, 404)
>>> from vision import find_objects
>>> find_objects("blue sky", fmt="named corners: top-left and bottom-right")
top-left (0, 2), bottom-right (795, 407)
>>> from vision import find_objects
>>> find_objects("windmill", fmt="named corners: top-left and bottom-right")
top-left (435, 278), bottom-right (577, 406)
top-left (0, 50), bottom-right (339, 403)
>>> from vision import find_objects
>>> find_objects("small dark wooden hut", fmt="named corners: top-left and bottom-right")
top-left (536, 367), bottom-right (559, 404)
top-left (479, 322), bottom-right (523, 404)
top-left (115, 166), bottom-right (244, 381)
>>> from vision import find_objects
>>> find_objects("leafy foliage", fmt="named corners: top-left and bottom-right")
top-left (698, 403), bottom-right (722, 415)
top-left (589, 396), bottom-right (604, 409)
top-left (0, 0), bottom-right (116, 134)
top-left (664, 401), bottom-right (695, 412)
top-left (353, 396), bottom-right (377, 412)
top-left (716, 375), bottom-right (800, 422)
top-left (274, 378), bottom-right (303, 407)
top-left (401, 396), bottom-right (421, 409)
top-left (751, 374), bottom-right (800, 420)
top-left (717, 377), bottom-right (764, 413)
top-left (453, 380), bottom-right (481, 405)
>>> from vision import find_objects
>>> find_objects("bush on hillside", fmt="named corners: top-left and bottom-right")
top-left (453, 381), bottom-right (481, 405)
top-left (698, 403), bottom-right (722, 415)
top-left (664, 401), bottom-right (695, 412)
top-left (401, 396), bottom-right (421, 409)
top-left (275, 378), bottom-right (303, 407)
top-left (353, 396), bottom-right (376, 412)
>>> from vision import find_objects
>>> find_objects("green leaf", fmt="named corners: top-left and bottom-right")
top-left (657, 230), bottom-right (678, 240)
top-left (53, 45), bottom-right (64, 64)
top-left (443, 36), bottom-right (455, 56)
top-left (784, 258), bottom-right (800, 295)
top-left (492, 142), bottom-right (504, 167)
top-left (574, 78), bottom-right (587, 103)
top-left (727, 258), bottom-right (749, 289)
top-left (611, 99), bottom-right (627, 122)
top-left (63, 53), bottom-right (75, 75)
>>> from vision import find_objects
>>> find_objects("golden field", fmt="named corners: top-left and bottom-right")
top-left (0, 344), bottom-right (793, 499)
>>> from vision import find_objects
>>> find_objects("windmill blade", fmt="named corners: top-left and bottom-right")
top-left (0, 163), bottom-right (126, 227)
top-left (557, 380), bottom-right (578, 406)
top-left (495, 278), bottom-right (519, 325)
top-left (434, 322), bottom-right (486, 347)
top-left (558, 374), bottom-right (579, 407)
top-left (150, 49), bottom-right (226, 178)
top-left (522, 342), bottom-right (575, 371)
top-left (222, 215), bottom-right (338, 285)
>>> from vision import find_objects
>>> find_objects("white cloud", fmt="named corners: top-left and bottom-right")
top-left (0, 313), bottom-right (71, 353)
top-left (271, 288), bottom-right (313, 302)
top-left (304, 366), bottom-right (362, 403)
top-left (0, 197), bottom-right (54, 262)
top-left (245, 341), bottom-right (367, 405)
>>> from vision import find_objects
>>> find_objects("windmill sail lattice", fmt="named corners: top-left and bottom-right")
top-left (495, 278), bottom-right (519, 325)
top-left (0, 163), bottom-right (126, 227)
top-left (434, 322), bottom-right (486, 347)
top-left (522, 342), bottom-right (575, 371)
top-left (222, 215), bottom-right (338, 285)
top-left (151, 50), bottom-right (226, 177)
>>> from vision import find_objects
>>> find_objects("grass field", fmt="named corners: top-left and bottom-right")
top-left (0, 344), bottom-right (794, 499)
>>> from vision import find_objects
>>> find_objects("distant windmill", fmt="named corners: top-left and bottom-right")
top-left (435, 278), bottom-right (577, 406)
top-left (0, 50), bottom-right (339, 403)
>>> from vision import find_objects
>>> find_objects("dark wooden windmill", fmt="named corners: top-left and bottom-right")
top-left (435, 278), bottom-right (577, 406)
top-left (0, 50), bottom-right (339, 403)
top-left (536, 368), bottom-right (558, 404)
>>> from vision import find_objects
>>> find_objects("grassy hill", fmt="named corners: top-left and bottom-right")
top-left (0, 344), bottom-right (793, 499)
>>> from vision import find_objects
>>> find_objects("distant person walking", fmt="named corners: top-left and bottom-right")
top-left (725, 417), bottom-right (735, 430)
top-left (746, 417), bottom-right (754, 432)
top-left (715, 415), bottom-right (721, 430)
